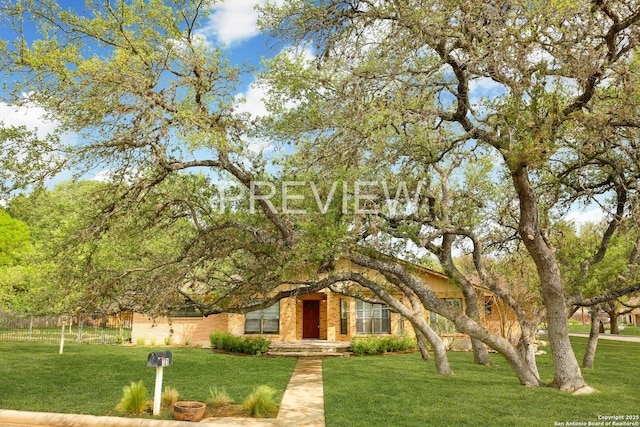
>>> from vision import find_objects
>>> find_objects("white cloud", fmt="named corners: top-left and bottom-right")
top-left (566, 208), bottom-right (605, 228)
top-left (232, 79), bottom-right (276, 155)
top-left (235, 80), bottom-right (270, 119)
top-left (91, 169), bottom-right (114, 183)
top-left (234, 45), bottom-right (314, 118)
top-left (0, 100), bottom-right (57, 138)
top-left (197, 0), bottom-right (286, 46)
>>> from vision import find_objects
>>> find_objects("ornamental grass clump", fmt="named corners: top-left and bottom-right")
top-left (117, 380), bottom-right (148, 414)
top-left (242, 385), bottom-right (278, 417)
top-left (161, 386), bottom-right (179, 409)
top-left (207, 386), bottom-right (235, 407)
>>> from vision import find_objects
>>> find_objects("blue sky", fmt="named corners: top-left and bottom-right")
top-left (0, 0), bottom-right (280, 134)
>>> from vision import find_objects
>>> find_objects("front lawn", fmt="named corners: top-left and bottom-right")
top-left (568, 323), bottom-right (640, 336)
top-left (2, 338), bottom-right (639, 426)
top-left (619, 326), bottom-right (640, 336)
top-left (0, 343), bottom-right (296, 417)
top-left (323, 337), bottom-right (640, 427)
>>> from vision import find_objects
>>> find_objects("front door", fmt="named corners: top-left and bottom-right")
top-left (302, 300), bottom-right (320, 339)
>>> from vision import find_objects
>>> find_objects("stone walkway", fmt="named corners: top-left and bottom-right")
top-left (0, 359), bottom-right (325, 427)
top-left (201, 358), bottom-right (324, 427)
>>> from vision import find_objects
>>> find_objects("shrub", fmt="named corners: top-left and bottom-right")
top-left (242, 385), bottom-right (278, 417)
top-left (207, 386), bottom-right (235, 407)
top-left (351, 335), bottom-right (417, 356)
top-left (135, 338), bottom-right (146, 346)
top-left (164, 336), bottom-right (172, 346)
top-left (161, 386), bottom-right (179, 409)
top-left (351, 337), bottom-right (380, 355)
top-left (209, 333), bottom-right (271, 356)
top-left (117, 380), bottom-right (148, 414)
top-left (242, 337), bottom-right (271, 356)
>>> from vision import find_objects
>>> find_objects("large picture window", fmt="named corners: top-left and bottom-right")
top-left (356, 300), bottom-right (390, 334)
top-left (244, 302), bottom-right (280, 334)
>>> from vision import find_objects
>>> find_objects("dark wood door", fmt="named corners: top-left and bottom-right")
top-left (303, 300), bottom-right (320, 339)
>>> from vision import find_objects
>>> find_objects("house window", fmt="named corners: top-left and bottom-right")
top-left (340, 299), bottom-right (348, 335)
top-left (355, 300), bottom-right (390, 334)
top-left (484, 297), bottom-right (493, 317)
top-left (244, 302), bottom-right (280, 334)
top-left (444, 298), bottom-right (463, 312)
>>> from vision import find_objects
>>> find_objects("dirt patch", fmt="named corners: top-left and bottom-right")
top-left (107, 402), bottom-right (276, 420)
top-left (206, 403), bottom-right (277, 419)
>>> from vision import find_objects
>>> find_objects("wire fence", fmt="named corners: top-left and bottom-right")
top-left (0, 312), bottom-right (132, 345)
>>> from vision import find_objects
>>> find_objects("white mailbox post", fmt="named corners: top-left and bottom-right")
top-left (146, 351), bottom-right (173, 416)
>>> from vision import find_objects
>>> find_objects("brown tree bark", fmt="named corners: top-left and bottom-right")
top-left (511, 164), bottom-right (591, 392)
top-left (461, 285), bottom-right (492, 366)
top-left (414, 328), bottom-right (431, 361)
top-left (411, 315), bottom-right (452, 375)
top-left (582, 308), bottom-right (600, 369)
top-left (518, 323), bottom-right (541, 380)
top-left (604, 303), bottom-right (620, 334)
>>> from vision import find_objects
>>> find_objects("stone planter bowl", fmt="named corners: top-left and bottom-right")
top-left (173, 401), bottom-right (206, 422)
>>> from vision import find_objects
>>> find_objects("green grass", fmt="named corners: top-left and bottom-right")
top-left (323, 337), bottom-right (640, 427)
top-left (568, 323), bottom-right (640, 336)
top-left (619, 326), bottom-right (640, 336)
top-left (0, 343), bottom-right (296, 417)
top-left (2, 339), bottom-right (639, 425)
top-left (568, 323), bottom-right (593, 333)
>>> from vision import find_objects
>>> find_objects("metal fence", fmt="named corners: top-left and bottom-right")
top-left (0, 312), bottom-right (132, 345)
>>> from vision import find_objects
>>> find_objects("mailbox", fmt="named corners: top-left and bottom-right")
top-left (147, 351), bottom-right (173, 367)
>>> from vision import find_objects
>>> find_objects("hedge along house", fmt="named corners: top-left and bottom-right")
top-left (130, 259), bottom-right (519, 347)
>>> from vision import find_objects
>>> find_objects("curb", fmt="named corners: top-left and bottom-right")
top-left (0, 409), bottom-right (201, 427)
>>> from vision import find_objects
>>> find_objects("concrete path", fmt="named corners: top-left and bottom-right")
top-left (275, 359), bottom-right (324, 427)
top-left (0, 358), bottom-right (325, 427)
top-left (569, 332), bottom-right (640, 343)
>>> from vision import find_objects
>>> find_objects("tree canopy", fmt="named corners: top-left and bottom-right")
top-left (258, 0), bottom-right (640, 391)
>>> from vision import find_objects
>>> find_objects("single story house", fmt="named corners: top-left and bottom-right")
top-left (131, 259), bottom-right (519, 346)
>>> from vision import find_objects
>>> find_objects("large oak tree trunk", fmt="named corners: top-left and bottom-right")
top-left (511, 165), bottom-right (591, 392)
top-left (414, 327), bottom-right (431, 361)
top-left (518, 323), bottom-right (540, 379)
top-left (389, 305), bottom-right (452, 375)
top-left (448, 307), bottom-right (540, 386)
top-left (460, 285), bottom-right (492, 366)
top-left (582, 308), bottom-right (600, 369)
top-left (411, 317), bottom-right (452, 375)
top-left (605, 304), bottom-right (620, 334)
